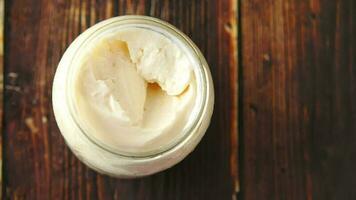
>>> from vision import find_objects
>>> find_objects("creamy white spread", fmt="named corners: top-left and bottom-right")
top-left (73, 27), bottom-right (196, 154)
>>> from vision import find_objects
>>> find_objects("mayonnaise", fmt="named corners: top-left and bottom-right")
top-left (73, 28), bottom-right (196, 154)
top-left (53, 16), bottom-right (214, 177)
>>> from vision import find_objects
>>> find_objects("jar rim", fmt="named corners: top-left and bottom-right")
top-left (65, 15), bottom-right (210, 158)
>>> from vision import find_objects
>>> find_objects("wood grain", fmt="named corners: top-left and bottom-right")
top-left (3, 0), bottom-right (238, 199)
top-left (0, 0), bottom-right (3, 199)
top-left (4, 0), bottom-right (356, 199)
top-left (239, 0), bottom-right (356, 199)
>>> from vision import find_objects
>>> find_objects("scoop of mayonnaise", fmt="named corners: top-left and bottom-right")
top-left (73, 27), bottom-right (196, 154)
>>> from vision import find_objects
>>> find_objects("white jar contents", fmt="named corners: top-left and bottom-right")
top-left (53, 16), bottom-right (214, 177)
top-left (74, 28), bottom-right (197, 154)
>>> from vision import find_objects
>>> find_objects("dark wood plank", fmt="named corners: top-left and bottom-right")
top-left (3, 0), bottom-right (238, 199)
top-left (239, 0), bottom-right (356, 199)
top-left (0, 1), bottom-right (3, 199)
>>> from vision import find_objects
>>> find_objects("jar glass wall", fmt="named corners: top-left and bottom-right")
top-left (52, 16), bottom-right (214, 177)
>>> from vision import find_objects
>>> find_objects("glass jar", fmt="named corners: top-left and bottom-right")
top-left (52, 16), bottom-right (214, 178)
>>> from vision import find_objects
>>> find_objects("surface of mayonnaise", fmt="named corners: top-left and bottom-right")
top-left (73, 27), bottom-right (197, 155)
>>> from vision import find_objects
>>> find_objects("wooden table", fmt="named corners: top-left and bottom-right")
top-left (3, 0), bottom-right (355, 199)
